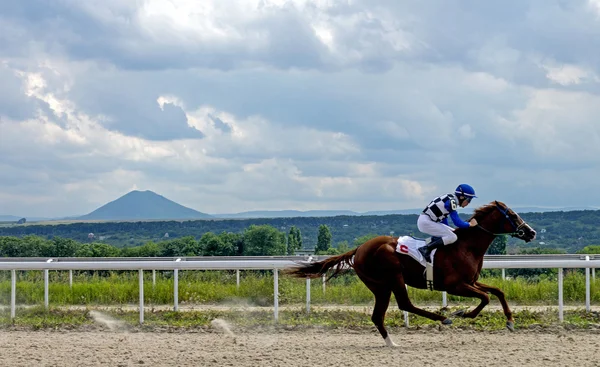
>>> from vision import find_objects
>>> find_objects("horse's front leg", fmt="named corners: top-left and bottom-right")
top-left (446, 283), bottom-right (490, 319)
top-left (474, 281), bottom-right (514, 331)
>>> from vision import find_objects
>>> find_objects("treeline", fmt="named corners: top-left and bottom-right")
top-left (0, 224), bottom-right (363, 258)
top-left (0, 214), bottom-right (414, 250)
top-left (1, 209), bottom-right (600, 253)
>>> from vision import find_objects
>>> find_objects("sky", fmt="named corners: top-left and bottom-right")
top-left (1, 0), bottom-right (600, 218)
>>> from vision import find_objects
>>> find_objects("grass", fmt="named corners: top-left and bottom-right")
top-left (1, 270), bottom-right (599, 307)
top-left (1, 270), bottom-right (599, 332)
top-left (1, 306), bottom-right (600, 332)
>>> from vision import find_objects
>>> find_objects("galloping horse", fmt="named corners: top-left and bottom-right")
top-left (284, 200), bottom-right (536, 347)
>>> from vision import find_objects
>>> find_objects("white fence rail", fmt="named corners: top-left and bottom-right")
top-left (1, 256), bottom-right (599, 324)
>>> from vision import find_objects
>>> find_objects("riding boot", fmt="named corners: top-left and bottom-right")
top-left (418, 236), bottom-right (444, 264)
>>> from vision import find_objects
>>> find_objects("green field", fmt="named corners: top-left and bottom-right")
top-left (1, 270), bottom-right (598, 306)
top-left (1, 270), bottom-right (599, 330)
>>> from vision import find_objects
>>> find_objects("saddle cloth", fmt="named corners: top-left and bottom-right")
top-left (395, 235), bottom-right (437, 269)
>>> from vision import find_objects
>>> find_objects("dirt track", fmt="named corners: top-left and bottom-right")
top-left (2, 327), bottom-right (600, 367)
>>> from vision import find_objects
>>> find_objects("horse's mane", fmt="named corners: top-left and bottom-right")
top-left (469, 202), bottom-right (500, 220)
top-left (454, 201), bottom-right (502, 237)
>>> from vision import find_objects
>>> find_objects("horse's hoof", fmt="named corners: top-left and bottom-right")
top-left (442, 318), bottom-right (452, 325)
top-left (451, 310), bottom-right (465, 317)
top-left (506, 321), bottom-right (515, 332)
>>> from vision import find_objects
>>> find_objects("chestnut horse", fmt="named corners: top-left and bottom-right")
top-left (284, 201), bottom-right (536, 347)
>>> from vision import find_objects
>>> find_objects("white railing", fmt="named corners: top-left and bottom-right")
top-left (1, 256), bottom-right (599, 324)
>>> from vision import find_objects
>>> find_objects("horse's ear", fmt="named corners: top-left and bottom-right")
top-left (494, 200), bottom-right (499, 206)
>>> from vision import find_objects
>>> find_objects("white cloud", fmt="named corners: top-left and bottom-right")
top-left (2, 1), bottom-right (600, 216)
top-left (539, 61), bottom-right (599, 86)
top-left (496, 88), bottom-right (600, 160)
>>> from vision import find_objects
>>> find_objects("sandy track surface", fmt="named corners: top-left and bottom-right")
top-left (2, 328), bottom-right (600, 367)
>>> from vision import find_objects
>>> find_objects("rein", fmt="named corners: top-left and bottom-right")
top-left (473, 203), bottom-right (527, 238)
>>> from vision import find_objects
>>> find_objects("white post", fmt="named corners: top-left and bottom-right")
top-left (558, 268), bottom-right (563, 322)
top-left (306, 278), bottom-right (311, 314)
top-left (586, 256), bottom-right (590, 312)
top-left (442, 291), bottom-right (447, 308)
top-left (174, 259), bottom-right (181, 312)
top-left (274, 269), bottom-right (279, 322)
top-left (44, 259), bottom-right (53, 309)
top-left (236, 269), bottom-right (240, 290)
top-left (404, 285), bottom-right (409, 327)
top-left (11, 269), bottom-right (16, 320)
top-left (502, 268), bottom-right (506, 280)
top-left (69, 270), bottom-right (73, 289)
top-left (152, 269), bottom-right (156, 288)
top-left (322, 274), bottom-right (326, 294)
top-left (44, 269), bottom-right (49, 309)
top-left (139, 269), bottom-right (144, 324)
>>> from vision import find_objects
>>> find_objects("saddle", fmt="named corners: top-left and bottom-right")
top-left (395, 235), bottom-right (437, 290)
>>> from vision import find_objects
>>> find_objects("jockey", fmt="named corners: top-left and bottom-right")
top-left (417, 184), bottom-right (478, 264)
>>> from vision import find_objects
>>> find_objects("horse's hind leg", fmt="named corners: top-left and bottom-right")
top-left (474, 281), bottom-right (515, 331)
top-left (369, 288), bottom-right (398, 347)
top-left (391, 273), bottom-right (450, 324)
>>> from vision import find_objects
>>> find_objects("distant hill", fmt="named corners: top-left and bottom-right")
top-left (214, 208), bottom-right (427, 218)
top-left (0, 215), bottom-right (49, 222)
top-left (77, 190), bottom-right (213, 220)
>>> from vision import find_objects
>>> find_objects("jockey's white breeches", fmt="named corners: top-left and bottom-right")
top-left (417, 214), bottom-right (458, 245)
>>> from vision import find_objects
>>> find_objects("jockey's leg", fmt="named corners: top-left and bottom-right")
top-left (416, 217), bottom-right (457, 263)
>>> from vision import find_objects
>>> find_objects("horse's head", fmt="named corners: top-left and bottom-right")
top-left (471, 201), bottom-right (537, 242)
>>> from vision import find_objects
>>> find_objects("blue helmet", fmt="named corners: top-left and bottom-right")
top-left (455, 184), bottom-right (477, 198)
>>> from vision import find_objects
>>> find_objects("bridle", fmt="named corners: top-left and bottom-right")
top-left (475, 202), bottom-right (528, 238)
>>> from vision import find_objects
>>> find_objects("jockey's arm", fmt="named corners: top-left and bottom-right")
top-left (444, 201), bottom-right (471, 229)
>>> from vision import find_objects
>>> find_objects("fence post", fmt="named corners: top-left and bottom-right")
top-left (44, 259), bottom-right (53, 309)
top-left (236, 269), bottom-right (240, 290)
top-left (306, 278), bottom-right (311, 314)
top-left (174, 258), bottom-right (181, 312)
top-left (442, 291), bottom-right (447, 308)
top-left (11, 269), bottom-right (16, 320)
top-left (558, 268), bottom-right (563, 322)
top-left (152, 269), bottom-right (156, 288)
top-left (139, 269), bottom-right (144, 325)
top-left (502, 268), bottom-right (506, 280)
top-left (586, 256), bottom-right (590, 312)
top-left (274, 269), bottom-right (279, 322)
top-left (322, 274), bottom-right (326, 294)
top-left (69, 269), bottom-right (73, 289)
top-left (404, 285), bottom-right (409, 327)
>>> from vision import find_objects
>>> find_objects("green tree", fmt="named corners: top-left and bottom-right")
top-left (50, 237), bottom-right (79, 257)
top-left (74, 242), bottom-right (121, 257)
top-left (200, 232), bottom-right (234, 256)
top-left (353, 234), bottom-right (379, 248)
top-left (217, 232), bottom-right (244, 256)
top-left (0, 236), bottom-right (23, 257)
top-left (577, 245), bottom-right (600, 254)
top-left (160, 236), bottom-right (201, 257)
top-left (243, 225), bottom-right (286, 256)
top-left (487, 235), bottom-right (507, 255)
top-left (287, 226), bottom-right (302, 255)
top-left (315, 224), bottom-right (332, 254)
top-left (122, 241), bottom-right (161, 257)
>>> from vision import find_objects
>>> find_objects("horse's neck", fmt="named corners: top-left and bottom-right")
top-left (457, 228), bottom-right (495, 259)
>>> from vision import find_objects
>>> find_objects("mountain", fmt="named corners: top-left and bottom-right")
top-left (77, 190), bottom-right (213, 221)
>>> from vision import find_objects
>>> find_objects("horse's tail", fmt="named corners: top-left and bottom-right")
top-left (283, 247), bottom-right (358, 280)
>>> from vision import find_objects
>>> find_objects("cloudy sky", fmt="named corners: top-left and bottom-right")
top-left (1, 0), bottom-right (600, 218)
